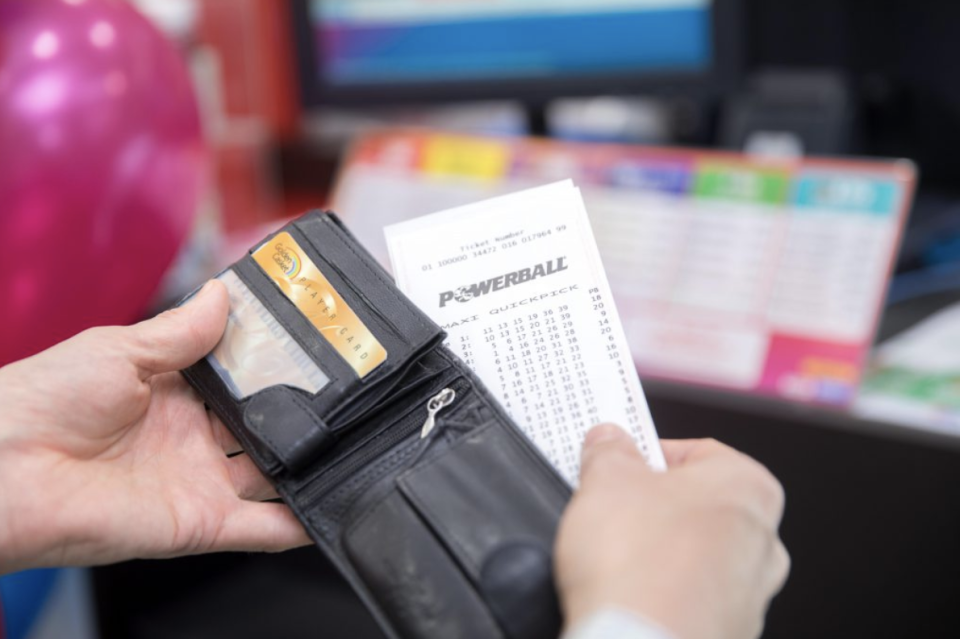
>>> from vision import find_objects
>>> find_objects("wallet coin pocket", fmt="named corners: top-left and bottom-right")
top-left (344, 489), bottom-right (506, 639)
top-left (342, 421), bottom-right (567, 639)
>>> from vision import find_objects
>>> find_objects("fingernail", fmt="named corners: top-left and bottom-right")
top-left (196, 280), bottom-right (217, 298)
top-left (584, 423), bottom-right (627, 448)
top-left (182, 280), bottom-right (215, 306)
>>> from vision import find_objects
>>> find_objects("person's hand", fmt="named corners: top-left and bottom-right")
top-left (556, 425), bottom-right (789, 639)
top-left (0, 281), bottom-right (310, 575)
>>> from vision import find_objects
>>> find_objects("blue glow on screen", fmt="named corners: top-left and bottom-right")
top-left (314, 1), bottom-right (713, 85)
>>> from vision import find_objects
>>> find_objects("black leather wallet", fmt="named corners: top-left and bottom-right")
top-left (179, 211), bottom-right (571, 639)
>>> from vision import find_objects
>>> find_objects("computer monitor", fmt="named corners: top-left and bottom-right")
top-left (293, 0), bottom-right (743, 107)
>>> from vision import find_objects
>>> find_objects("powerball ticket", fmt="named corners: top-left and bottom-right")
top-left (386, 181), bottom-right (665, 485)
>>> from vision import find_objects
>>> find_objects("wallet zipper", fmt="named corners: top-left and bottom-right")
top-left (420, 388), bottom-right (456, 439)
top-left (301, 383), bottom-right (465, 504)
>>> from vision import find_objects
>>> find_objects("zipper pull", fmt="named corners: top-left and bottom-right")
top-left (420, 388), bottom-right (457, 439)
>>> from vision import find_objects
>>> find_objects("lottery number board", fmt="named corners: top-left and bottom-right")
top-left (333, 130), bottom-right (916, 406)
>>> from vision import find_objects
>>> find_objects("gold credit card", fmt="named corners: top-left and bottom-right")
top-left (253, 232), bottom-right (387, 378)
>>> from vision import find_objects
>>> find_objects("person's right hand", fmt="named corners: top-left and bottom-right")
top-left (555, 425), bottom-right (790, 639)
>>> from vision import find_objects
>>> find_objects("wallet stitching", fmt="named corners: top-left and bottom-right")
top-left (310, 442), bottom-right (421, 536)
top-left (311, 441), bottom-right (415, 517)
top-left (326, 445), bottom-right (412, 516)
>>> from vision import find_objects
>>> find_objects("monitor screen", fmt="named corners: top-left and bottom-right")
top-left (310, 0), bottom-right (714, 87)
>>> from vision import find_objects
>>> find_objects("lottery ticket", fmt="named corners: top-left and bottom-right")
top-left (386, 181), bottom-right (665, 484)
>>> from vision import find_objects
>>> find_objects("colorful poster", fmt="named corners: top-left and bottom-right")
top-left (333, 130), bottom-right (916, 406)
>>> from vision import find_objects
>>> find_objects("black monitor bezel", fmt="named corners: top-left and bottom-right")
top-left (292, 0), bottom-right (744, 107)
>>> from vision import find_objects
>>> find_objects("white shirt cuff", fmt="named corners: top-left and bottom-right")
top-left (563, 609), bottom-right (675, 639)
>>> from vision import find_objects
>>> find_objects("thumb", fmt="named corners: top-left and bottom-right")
top-left (129, 280), bottom-right (230, 377)
top-left (578, 423), bottom-right (648, 489)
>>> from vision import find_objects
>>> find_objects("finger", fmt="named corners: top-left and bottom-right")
top-left (660, 440), bottom-right (698, 467)
top-left (759, 466), bottom-right (787, 525)
top-left (210, 415), bottom-right (243, 456)
top-left (770, 539), bottom-right (792, 595)
top-left (578, 423), bottom-right (648, 490)
top-left (660, 439), bottom-right (724, 467)
top-left (215, 502), bottom-right (312, 553)
top-left (227, 453), bottom-right (279, 502)
top-left (664, 438), bottom-right (743, 467)
top-left (758, 538), bottom-right (792, 606)
top-left (129, 280), bottom-right (230, 378)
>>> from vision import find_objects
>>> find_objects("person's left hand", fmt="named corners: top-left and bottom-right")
top-left (0, 281), bottom-right (310, 575)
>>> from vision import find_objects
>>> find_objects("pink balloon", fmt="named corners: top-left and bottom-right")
top-left (0, 0), bottom-right (205, 365)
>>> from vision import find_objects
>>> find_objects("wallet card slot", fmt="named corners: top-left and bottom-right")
top-left (240, 217), bottom-right (446, 422)
top-left (206, 269), bottom-right (331, 401)
top-left (282, 225), bottom-right (409, 373)
top-left (289, 216), bottom-right (444, 377)
top-left (294, 213), bottom-right (440, 348)
top-left (232, 258), bottom-right (352, 401)
top-left (235, 244), bottom-right (422, 423)
top-left (287, 224), bottom-right (408, 349)
top-left (332, 350), bottom-right (454, 433)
